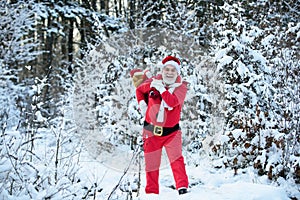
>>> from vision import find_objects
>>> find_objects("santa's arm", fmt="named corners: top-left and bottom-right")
top-left (161, 84), bottom-right (187, 107)
top-left (136, 83), bottom-right (150, 115)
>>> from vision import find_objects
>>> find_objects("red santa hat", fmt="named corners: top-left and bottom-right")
top-left (162, 56), bottom-right (181, 73)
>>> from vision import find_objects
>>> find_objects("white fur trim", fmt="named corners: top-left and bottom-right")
top-left (139, 100), bottom-right (147, 116)
top-left (156, 82), bottom-right (182, 122)
top-left (134, 71), bottom-right (144, 76)
top-left (163, 60), bottom-right (180, 73)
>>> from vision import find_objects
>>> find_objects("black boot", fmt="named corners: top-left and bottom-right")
top-left (178, 188), bottom-right (188, 195)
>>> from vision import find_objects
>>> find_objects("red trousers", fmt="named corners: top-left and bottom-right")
top-left (143, 129), bottom-right (189, 194)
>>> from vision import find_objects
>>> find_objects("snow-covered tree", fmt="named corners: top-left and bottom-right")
top-left (267, 22), bottom-right (300, 183)
top-left (211, 2), bottom-right (277, 173)
top-left (0, 0), bottom-right (41, 68)
top-left (209, 1), bottom-right (299, 184)
top-left (0, 0), bottom-right (42, 130)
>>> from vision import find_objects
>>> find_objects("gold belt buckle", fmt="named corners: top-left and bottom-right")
top-left (153, 126), bottom-right (163, 136)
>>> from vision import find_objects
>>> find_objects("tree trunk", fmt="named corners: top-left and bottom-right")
top-left (129, 0), bottom-right (135, 29)
top-left (61, 16), bottom-right (67, 62)
top-left (100, 0), bottom-right (109, 14)
top-left (68, 19), bottom-right (74, 65)
top-left (114, 0), bottom-right (119, 17)
top-left (45, 15), bottom-right (53, 69)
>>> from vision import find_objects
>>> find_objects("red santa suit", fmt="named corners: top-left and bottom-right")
top-left (136, 74), bottom-right (189, 194)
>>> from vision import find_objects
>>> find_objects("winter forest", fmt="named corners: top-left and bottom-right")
top-left (0, 0), bottom-right (299, 199)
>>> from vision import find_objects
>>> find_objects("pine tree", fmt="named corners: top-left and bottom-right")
top-left (211, 2), bottom-right (277, 174)
top-left (0, 0), bottom-right (42, 129)
top-left (0, 1), bottom-right (41, 68)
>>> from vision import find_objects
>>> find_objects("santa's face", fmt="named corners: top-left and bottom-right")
top-left (162, 65), bottom-right (178, 85)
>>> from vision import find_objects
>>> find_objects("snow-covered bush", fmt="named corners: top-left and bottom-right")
top-left (210, 2), bottom-right (299, 184)
top-left (0, 124), bottom-right (84, 200)
top-left (0, 57), bottom-right (89, 199)
top-left (268, 22), bottom-right (300, 183)
top-left (0, 1), bottom-right (41, 68)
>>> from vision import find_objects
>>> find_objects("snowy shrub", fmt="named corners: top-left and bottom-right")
top-left (0, 119), bottom-right (84, 199)
top-left (0, 1), bottom-right (41, 68)
top-left (210, 2), bottom-right (300, 184)
top-left (0, 0), bottom-right (43, 131)
top-left (0, 70), bottom-right (88, 199)
top-left (270, 26), bottom-right (300, 183)
top-left (0, 68), bottom-right (24, 130)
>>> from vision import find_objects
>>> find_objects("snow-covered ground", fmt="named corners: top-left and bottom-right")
top-left (1, 126), bottom-right (298, 200)
top-left (78, 148), bottom-right (297, 200)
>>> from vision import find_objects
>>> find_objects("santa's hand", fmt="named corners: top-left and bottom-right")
top-left (150, 79), bottom-right (166, 93)
top-left (139, 100), bottom-right (147, 116)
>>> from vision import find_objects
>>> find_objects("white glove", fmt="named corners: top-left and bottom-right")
top-left (139, 100), bottom-right (147, 116)
top-left (150, 79), bottom-right (166, 93)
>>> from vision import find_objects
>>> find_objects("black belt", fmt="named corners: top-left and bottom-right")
top-left (143, 121), bottom-right (180, 136)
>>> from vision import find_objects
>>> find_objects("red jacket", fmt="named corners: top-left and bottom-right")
top-left (136, 74), bottom-right (187, 127)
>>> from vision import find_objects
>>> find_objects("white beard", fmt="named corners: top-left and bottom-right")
top-left (162, 74), bottom-right (177, 85)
